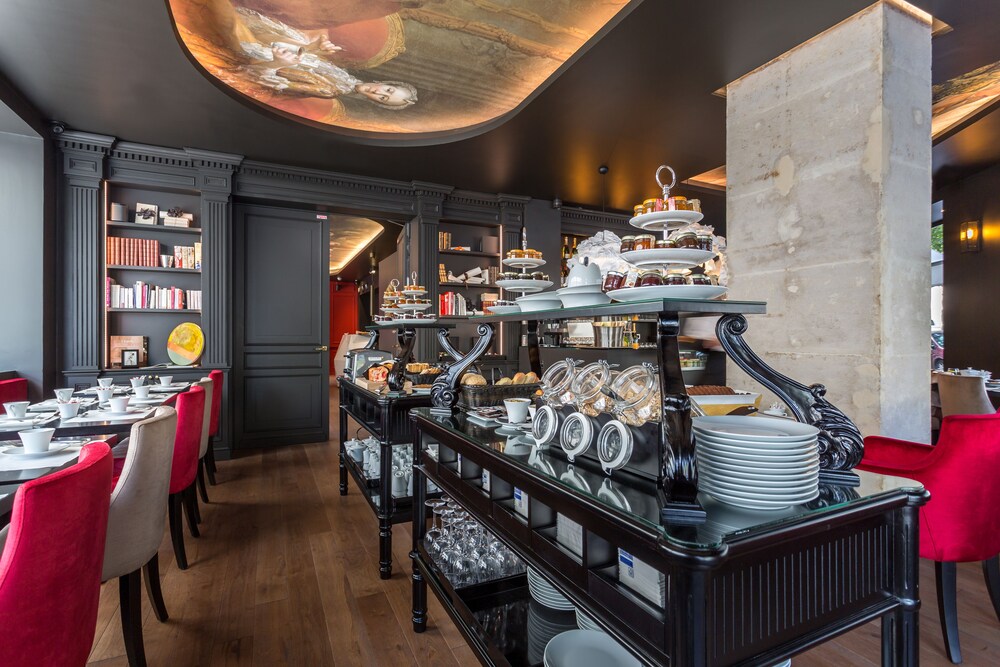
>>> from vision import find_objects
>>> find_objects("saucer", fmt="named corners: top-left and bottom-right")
top-left (1, 443), bottom-right (73, 458)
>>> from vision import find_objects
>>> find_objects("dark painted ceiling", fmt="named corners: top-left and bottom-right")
top-left (0, 0), bottom-right (997, 210)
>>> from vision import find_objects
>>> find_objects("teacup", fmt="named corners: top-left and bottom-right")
top-left (3, 401), bottom-right (30, 419)
top-left (98, 377), bottom-right (114, 388)
top-left (54, 388), bottom-right (75, 403)
top-left (130, 377), bottom-right (145, 389)
top-left (58, 401), bottom-right (81, 419)
top-left (95, 387), bottom-right (115, 403)
top-left (133, 386), bottom-right (151, 399)
top-left (158, 376), bottom-right (174, 387)
top-left (18, 427), bottom-right (55, 454)
top-left (504, 398), bottom-right (531, 424)
top-left (109, 396), bottom-right (131, 414)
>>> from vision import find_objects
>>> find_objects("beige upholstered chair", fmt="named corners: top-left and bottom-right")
top-left (102, 406), bottom-right (177, 667)
top-left (193, 377), bottom-right (213, 513)
top-left (937, 373), bottom-right (995, 418)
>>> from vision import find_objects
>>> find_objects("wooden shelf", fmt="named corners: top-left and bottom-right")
top-left (107, 265), bottom-right (201, 274)
top-left (438, 249), bottom-right (500, 259)
top-left (107, 308), bottom-right (201, 314)
top-left (107, 221), bottom-right (202, 235)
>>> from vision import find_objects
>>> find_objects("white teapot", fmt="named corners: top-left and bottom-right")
top-left (565, 256), bottom-right (602, 288)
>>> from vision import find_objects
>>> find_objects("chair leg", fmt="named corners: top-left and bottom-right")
top-left (936, 561), bottom-right (963, 664)
top-left (119, 569), bottom-right (148, 667)
top-left (183, 485), bottom-right (201, 538)
top-left (142, 553), bottom-right (169, 623)
top-left (168, 493), bottom-right (188, 570)
top-left (197, 459), bottom-right (210, 504)
top-left (206, 442), bottom-right (218, 485)
top-left (983, 556), bottom-right (1000, 625)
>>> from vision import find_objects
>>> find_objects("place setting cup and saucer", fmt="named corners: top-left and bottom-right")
top-left (1, 428), bottom-right (76, 459)
top-left (495, 399), bottom-right (536, 436)
top-left (1, 402), bottom-right (58, 430)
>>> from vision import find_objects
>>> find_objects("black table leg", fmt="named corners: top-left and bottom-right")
top-left (339, 394), bottom-right (348, 496)
top-left (883, 503), bottom-right (922, 666)
top-left (411, 416), bottom-right (428, 633)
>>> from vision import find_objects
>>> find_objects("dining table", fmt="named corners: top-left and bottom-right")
top-left (0, 382), bottom-right (190, 521)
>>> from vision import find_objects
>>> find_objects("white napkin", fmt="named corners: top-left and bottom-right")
top-left (0, 445), bottom-right (82, 472)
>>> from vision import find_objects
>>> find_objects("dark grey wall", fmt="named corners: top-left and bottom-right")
top-left (0, 129), bottom-right (46, 399)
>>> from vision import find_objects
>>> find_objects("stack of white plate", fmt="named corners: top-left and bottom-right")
top-left (555, 284), bottom-right (610, 308)
top-left (527, 602), bottom-right (578, 665)
top-left (617, 549), bottom-right (666, 608)
top-left (527, 567), bottom-right (575, 611)
top-left (694, 415), bottom-right (821, 511)
top-left (574, 608), bottom-right (605, 633)
top-left (543, 630), bottom-right (640, 667)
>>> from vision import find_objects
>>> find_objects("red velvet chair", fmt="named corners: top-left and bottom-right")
top-left (0, 378), bottom-right (28, 415)
top-left (168, 385), bottom-right (205, 570)
top-left (0, 442), bottom-right (113, 667)
top-left (858, 413), bottom-right (1000, 663)
top-left (205, 369), bottom-right (223, 485)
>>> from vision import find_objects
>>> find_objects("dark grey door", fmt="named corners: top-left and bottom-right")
top-left (234, 205), bottom-right (329, 447)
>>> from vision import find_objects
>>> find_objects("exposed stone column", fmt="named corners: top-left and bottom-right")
top-left (725, 0), bottom-right (932, 441)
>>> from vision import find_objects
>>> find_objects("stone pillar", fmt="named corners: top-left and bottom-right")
top-left (725, 0), bottom-right (932, 441)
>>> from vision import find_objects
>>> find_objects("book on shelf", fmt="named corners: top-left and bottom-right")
top-left (107, 237), bottom-right (161, 267)
top-left (174, 245), bottom-right (199, 269)
top-left (438, 263), bottom-right (447, 283)
top-left (109, 335), bottom-right (148, 366)
top-left (439, 291), bottom-right (469, 317)
top-left (437, 231), bottom-right (452, 250)
top-left (105, 277), bottom-right (201, 310)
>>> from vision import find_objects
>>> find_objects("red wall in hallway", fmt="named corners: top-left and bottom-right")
top-left (330, 281), bottom-right (359, 374)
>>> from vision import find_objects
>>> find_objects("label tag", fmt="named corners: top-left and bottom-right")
top-left (619, 549), bottom-right (635, 579)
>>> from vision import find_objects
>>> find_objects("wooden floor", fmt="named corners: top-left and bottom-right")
top-left (86, 407), bottom-right (1000, 666)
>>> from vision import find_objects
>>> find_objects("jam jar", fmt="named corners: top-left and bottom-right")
top-left (610, 363), bottom-right (661, 427)
top-left (666, 196), bottom-right (688, 211)
top-left (571, 360), bottom-right (618, 416)
top-left (633, 234), bottom-right (657, 251)
top-left (696, 231), bottom-right (713, 252)
top-left (602, 271), bottom-right (625, 292)
top-left (540, 359), bottom-right (578, 408)
top-left (531, 271), bottom-right (545, 281)
top-left (639, 270), bottom-right (664, 287)
top-left (673, 231), bottom-right (699, 249)
top-left (688, 273), bottom-right (712, 286)
top-left (620, 236), bottom-right (636, 253)
top-left (632, 205), bottom-right (644, 218)
top-left (642, 198), bottom-right (658, 214)
top-left (655, 238), bottom-right (675, 249)
top-left (664, 271), bottom-right (687, 286)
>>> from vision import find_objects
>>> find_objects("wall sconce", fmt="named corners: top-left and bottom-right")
top-left (960, 220), bottom-right (982, 253)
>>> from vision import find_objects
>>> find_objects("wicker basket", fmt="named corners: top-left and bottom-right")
top-left (405, 370), bottom-right (445, 385)
top-left (460, 382), bottom-right (541, 408)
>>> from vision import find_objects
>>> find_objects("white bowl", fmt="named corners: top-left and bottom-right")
top-left (558, 291), bottom-right (611, 309)
top-left (19, 428), bottom-right (55, 454)
top-left (516, 295), bottom-right (563, 313)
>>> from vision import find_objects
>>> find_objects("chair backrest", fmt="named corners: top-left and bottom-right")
top-left (916, 413), bottom-right (1000, 562)
top-left (937, 373), bottom-right (994, 417)
top-left (170, 386), bottom-right (205, 495)
top-left (193, 377), bottom-right (213, 459)
top-left (0, 442), bottom-right (112, 667)
top-left (103, 407), bottom-right (177, 582)
top-left (0, 378), bottom-right (28, 415)
top-left (208, 370), bottom-right (223, 437)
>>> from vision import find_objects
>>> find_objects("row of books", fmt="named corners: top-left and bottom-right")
top-left (437, 231), bottom-right (453, 250)
top-left (106, 278), bottom-right (201, 310)
top-left (174, 244), bottom-right (202, 270)
top-left (107, 237), bottom-right (161, 267)
top-left (439, 291), bottom-right (469, 317)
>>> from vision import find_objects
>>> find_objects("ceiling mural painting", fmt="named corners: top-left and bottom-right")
top-left (167, 0), bottom-right (635, 140)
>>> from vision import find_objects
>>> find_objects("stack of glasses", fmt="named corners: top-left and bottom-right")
top-left (423, 497), bottom-right (525, 588)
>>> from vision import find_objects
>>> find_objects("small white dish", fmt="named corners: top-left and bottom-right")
top-left (515, 294), bottom-right (563, 313)
top-left (608, 284), bottom-right (727, 302)
top-left (620, 247), bottom-right (715, 268)
top-left (502, 256), bottom-right (546, 269)
top-left (629, 209), bottom-right (704, 231)
top-left (18, 427), bottom-right (56, 454)
top-left (2, 442), bottom-right (73, 458)
top-left (487, 305), bottom-right (521, 315)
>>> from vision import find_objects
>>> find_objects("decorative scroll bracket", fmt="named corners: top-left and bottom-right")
top-left (716, 314), bottom-right (863, 485)
top-left (436, 329), bottom-right (464, 363)
top-left (387, 327), bottom-right (417, 392)
top-left (431, 324), bottom-right (495, 415)
top-left (363, 329), bottom-right (379, 350)
top-left (656, 312), bottom-right (705, 524)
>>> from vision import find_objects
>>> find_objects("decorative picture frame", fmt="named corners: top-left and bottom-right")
top-left (134, 203), bottom-right (158, 225)
top-left (121, 349), bottom-right (140, 369)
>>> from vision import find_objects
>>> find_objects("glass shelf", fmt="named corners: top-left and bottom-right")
top-left (470, 298), bottom-right (766, 323)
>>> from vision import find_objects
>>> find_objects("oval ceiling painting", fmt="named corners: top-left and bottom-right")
top-left (166, 0), bottom-right (638, 141)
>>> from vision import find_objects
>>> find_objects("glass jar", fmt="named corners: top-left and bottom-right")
top-left (559, 412), bottom-right (599, 462)
top-left (540, 359), bottom-right (578, 407)
top-left (632, 205), bottom-right (644, 218)
top-left (531, 271), bottom-right (545, 281)
top-left (655, 238), bottom-right (675, 249)
top-left (696, 232), bottom-right (713, 252)
top-left (570, 360), bottom-right (618, 416)
top-left (531, 405), bottom-right (564, 446)
top-left (633, 234), bottom-right (657, 251)
top-left (642, 198), bottom-right (658, 214)
top-left (666, 196), bottom-right (688, 211)
top-left (673, 231), bottom-right (698, 249)
top-left (688, 273), bottom-right (711, 286)
top-left (639, 270), bottom-right (663, 287)
top-left (602, 271), bottom-right (625, 292)
top-left (689, 198), bottom-right (702, 213)
top-left (664, 271), bottom-right (687, 286)
top-left (507, 248), bottom-right (526, 259)
top-left (611, 363), bottom-right (661, 427)
top-left (620, 236), bottom-right (636, 253)
top-left (597, 420), bottom-right (634, 475)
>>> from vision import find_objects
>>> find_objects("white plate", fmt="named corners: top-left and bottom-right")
top-left (129, 396), bottom-right (166, 405)
top-left (697, 451), bottom-right (820, 470)
top-left (398, 302), bottom-right (433, 311)
top-left (497, 279), bottom-right (554, 293)
top-left (543, 630), bottom-right (640, 667)
top-left (620, 248), bottom-right (715, 268)
top-left (503, 257), bottom-right (546, 269)
top-left (556, 283), bottom-right (603, 294)
top-left (693, 415), bottom-right (820, 440)
top-left (697, 442), bottom-right (818, 462)
top-left (629, 209), bottom-right (704, 231)
top-left (1, 443), bottom-right (74, 458)
top-left (487, 305), bottom-right (521, 315)
top-left (695, 432), bottom-right (817, 452)
top-left (608, 284), bottom-right (727, 302)
top-left (699, 472), bottom-right (818, 496)
top-left (391, 318), bottom-right (438, 325)
top-left (558, 291), bottom-right (611, 308)
top-left (381, 307), bottom-right (404, 314)
top-left (402, 289), bottom-right (427, 297)
top-left (706, 484), bottom-right (819, 507)
top-left (516, 295), bottom-right (563, 313)
top-left (696, 457), bottom-right (820, 480)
